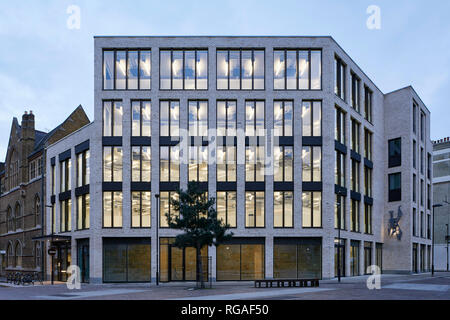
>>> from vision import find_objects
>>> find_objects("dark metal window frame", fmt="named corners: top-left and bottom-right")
top-left (275, 146), bottom-right (294, 183)
top-left (76, 194), bottom-right (90, 231)
top-left (60, 159), bottom-right (71, 193)
top-left (364, 203), bottom-right (373, 235)
top-left (350, 199), bottom-right (360, 232)
top-left (103, 191), bottom-right (122, 229)
top-left (103, 146), bottom-right (123, 183)
top-left (335, 106), bottom-right (346, 144)
top-left (245, 145), bottom-right (265, 182)
top-left (388, 172), bottom-right (402, 202)
top-left (245, 191), bottom-right (265, 228)
top-left (217, 145), bottom-right (237, 183)
top-left (335, 150), bottom-right (346, 187)
top-left (388, 137), bottom-right (402, 168)
top-left (160, 191), bottom-right (178, 228)
top-left (302, 100), bottom-right (322, 137)
top-left (335, 194), bottom-right (346, 230)
top-left (132, 146), bottom-right (151, 183)
top-left (102, 49), bottom-right (152, 91)
top-left (364, 166), bottom-right (373, 198)
top-left (188, 145), bottom-right (208, 182)
top-left (160, 146), bottom-right (179, 182)
top-left (273, 191), bottom-right (294, 228)
top-left (364, 129), bottom-right (373, 161)
top-left (351, 118), bottom-right (361, 153)
top-left (131, 100), bottom-right (152, 137)
top-left (245, 100), bottom-right (266, 137)
top-left (216, 100), bottom-right (237, 137)
top-left (60, 198), bottom-right (71, 233)
top-left (188, 100), bottom-right (209, 137)
top-left (131, 191), bottom-right (151, 229)
top-left (273, 100), bottom-right (294, 137)
top-left (217, 48), bottom-right (265, 91)
top-left (217, 191), bottom-right (237, 228)
top-left (364, 86), bottom-right (373, 124)
top-left (351, 158), bottom-right (360, 193)
top-left (103, 100), bottom-right (123, 137)
top-left (350, 71), bottom-right (361, 112)
top-left (159, 100), bottom-right (180, 137)
top-left (159, 48), bottom-right (209, 91)
top-left (335, 55), bottom-right (346, 101)
top-left (76, 150), bottom-right (90, 188)
top-left (302, 191), bottom-right (322, 229)
top-left (273, 48), bottom-right (323, 91)
top-left (302, 146), bottom-right (321, 183)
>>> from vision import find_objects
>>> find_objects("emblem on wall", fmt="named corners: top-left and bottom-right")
top-left (388, 206), bottom-right (403, 240)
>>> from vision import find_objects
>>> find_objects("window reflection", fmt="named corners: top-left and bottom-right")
top-left (302, 192), bottom-right (321, 228)
top-left (302, 101), bottom-right (321, 137)
top-left (103, 101), bottom-right (123, 137)
top-left (160, 101), bottom-right (180, 137)
top-left (217, 49), bottom-right (264, 90)
top-left (217, 101), bottom-right (236, 136)
top-left (302, 146), bottom-right (321, 182)
top-left (246, 101), bottom-right (265, 136)
top-left (274, 191), bottom-right (293, 228)
top-left (217, 191), bottom-right (237, 227)
top-left (132, 101), bottom-right (151, 137)
top-left (132, 191), bottom-right (151, 228)
top-left (274, 101), bottom-right (293, 137)
top-left (103, 192), bottom-right (122, 228)
top-left (103, 146), bottom-right (122, 182)
top-left (274, 146), bottom-right (293, 182)
top-left (274, 49), bottom-right (321, 90)
top-left (189, 146), bottom-right (208, 182)
top-left (189, 101), bottom-right (208, 137)
top-left (160, 49), bottom-right (208, 90)
top-left (160, 192), bottom-right (179, 228)
top-left (160, 146), bottom-right (179, 182)
top-left (246, 146), bottom-right (265, 182)
top-left (246, 192), bottom-right (265, 228)
top-left (217, 146), bottom-right (236, 182)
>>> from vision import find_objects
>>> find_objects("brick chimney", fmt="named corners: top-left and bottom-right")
top-left (21, 110), bottom-right (35, 142)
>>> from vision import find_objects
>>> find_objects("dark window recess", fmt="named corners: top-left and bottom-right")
top-left (388, 138), bottom-right (401, 168)
top-left (388, 173), bottom-right (401, 202)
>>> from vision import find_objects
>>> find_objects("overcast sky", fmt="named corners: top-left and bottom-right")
top-left (0, 0), bottom-right (449, 159)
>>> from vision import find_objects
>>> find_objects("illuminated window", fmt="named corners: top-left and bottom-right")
top-left (103, 192), bottom-right (122, 228)
top-left (274, 49), bottom-right (322, 90)
top-left (132, 192), bottom-right (151, 228)
top-left (103, 49), bottom-right (151, 90)
top-left (217, 49), bottom-right (264, 90)
top-left (217, 191), bottom-right (236, 228)
top-left (274, 191), bottom-right (293, 228)
top-left (160, 49), bottom-right (208, 90)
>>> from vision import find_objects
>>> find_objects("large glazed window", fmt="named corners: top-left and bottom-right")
top-left (132, 191), bottom-right (151, 228)
top-left (160, 101), bottom-right (180, 137)
top-left (335, 56), bottom-right (346, 100)
top-left (246, 146), bottom-right (265, 182)
top-left (217, 243), bottom-right (265, 280)
top-left (274, 191), bottom-right (293, 228)
top-left (60, 199), bottom-right (72, 232)
top-left (388, 173), bottom-right (401, 202)
top-left (159, 192), bottom-right (179, 228)
top-left (274, 49), bottom-right (322, 90)
top-left (274, 146), bottom-right (293, 182)
top-left (103, 49), bottom-right (151, 90)
top-left (160, 146), bottom-right (180, 182)
top-left (103, 101), bottom-right (123, 137)
top-left (245, 192), bottom-right (265, 228)
top-left (217, 101), bottom-right (237, 137)
top-left (302, 191), bottom-right (321, 228)
top-left (245, 101), bottom-right (265, 137)
top-left (388, 138), bottom-right (402, 168)
top-left (77, 194), bottom-right (90, 230)
top-left (103, 147), bottom-right (123, 182)
top-left (76, 150), bottom-right (90, 187)
top-left (274, 101), bottom-right (293, 137)
top-left (217, 146), bottom-right (236, 182)
top-left (132, 101), bottom-right (151, 137)
top-left (217, 49), bottom-right (264, 90)
top-left (160, 49), bottom-right (208, 90)
top-left (189, 101), bottom-right (208, 137)
top-left (132, 146), bottom-right (151, 182)
top-left (103, 192), bottom-right (123, 228)
top-left (188, 146), bottom-right (208, 182)
top-left (302, 146), bottom-right (321, 182)
top-left (302, 101), bottom-right (321, 137)
top-left (217, 191), bottom-right (237, 228)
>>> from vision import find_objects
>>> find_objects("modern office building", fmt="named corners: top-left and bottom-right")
top-left (43, 36), bottom-right (433, 283)
top-left (432, 137), bottom-right (450, 272)
top-left (0, 107), bottom-right (90, 277)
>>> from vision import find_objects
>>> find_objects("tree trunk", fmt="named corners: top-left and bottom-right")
top-left (197, 245), bottom-right (205, 289)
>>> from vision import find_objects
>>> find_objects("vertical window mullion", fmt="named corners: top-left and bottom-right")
top-left (296, 50), bottom-right (299, 90)
top-left (195, 51), bottom-right (198, 90)
top-left (308, 50), bottom-right (312, 90)
top-left (125, 50), bottom-right (128, 90)
top-left (170, 51), bottom-right (173, 90)
top-left (138, 51), bottom-right (141, 90)
top-left (182, 50), bottom-right (186, 90)
top-left (251, 50), bottom-right (255, 90)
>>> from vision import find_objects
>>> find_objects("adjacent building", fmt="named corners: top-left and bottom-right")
top-left (42, 36), bottom-right (433, 283)
top-left (0, 107), bottom-right (90, 277)
top-left (432, 137), bottom-right (450, 271)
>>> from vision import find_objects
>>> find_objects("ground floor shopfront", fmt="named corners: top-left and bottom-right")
top-left (43, 236), bottom-right (392, 283)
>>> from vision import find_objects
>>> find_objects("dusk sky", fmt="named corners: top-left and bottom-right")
top-left (0, 0), bottom-right (449, 158)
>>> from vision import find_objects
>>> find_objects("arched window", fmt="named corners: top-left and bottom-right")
top-left (6, 243), bottom-right (13, 268)
top-left (7, 206), bottom-right (14, 232)
top-left (35, 242), bottom-right (41, 269)
top-left (14, 202), bottom-right (21, 230)
top-left (14, 241), bottom-right (22, 268)
top-left (35, 195), bottom-right (41, 226)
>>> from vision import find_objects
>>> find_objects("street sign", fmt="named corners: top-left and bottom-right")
top-left (48, 247), bottom-right (57, 256)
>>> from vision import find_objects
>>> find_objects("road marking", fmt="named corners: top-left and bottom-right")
top-left (383, 283), bottom-right (449, 292)
top-left (35, 289), bottom-right (148, 300)
top-left (173, 287), bottom-right (335, 300)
